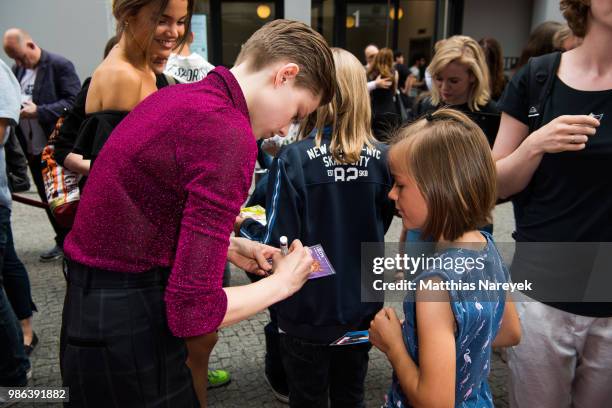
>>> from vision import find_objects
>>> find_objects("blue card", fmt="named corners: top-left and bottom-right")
top-left (330, 330), bottom-right (369, 346)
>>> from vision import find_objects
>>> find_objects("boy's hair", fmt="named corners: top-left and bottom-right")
top-left (306, 48), bottom-right (374, 164)
top-left (235, 19), bottom-right (335, 106)
top-left (428, 35), bottom-right (490, 111)
top-left (560, 0), bottom-right (589, 38)
top-left (389, 108), bottom-right (496, 241)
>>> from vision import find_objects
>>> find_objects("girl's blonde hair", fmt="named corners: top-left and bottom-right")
top-left (303, 48), bottom-right (374, 164)
top-left (389, 108), bottom-right (496, 241)
top-left (428, 35), bottom-right (490, 111)
top-left (367, 48), bottom-right (396, 88)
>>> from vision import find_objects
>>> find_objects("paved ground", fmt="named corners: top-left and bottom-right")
top-left (10, 186), bottom-right (515, 407)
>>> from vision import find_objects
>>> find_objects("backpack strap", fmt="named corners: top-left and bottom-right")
top-left (526, 51), bottom-right (562, 134)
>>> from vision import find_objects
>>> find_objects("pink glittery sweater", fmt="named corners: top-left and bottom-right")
top-left (64, 67), bottom-right (257, 337)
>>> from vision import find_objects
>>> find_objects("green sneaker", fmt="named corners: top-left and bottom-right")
top-left (207, 369), bottom-right (231, 389)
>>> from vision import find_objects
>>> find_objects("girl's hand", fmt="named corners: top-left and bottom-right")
top-left (369, 307), bottom-right (404, 356)
top-left (526, 114), bottom-right (599, 154)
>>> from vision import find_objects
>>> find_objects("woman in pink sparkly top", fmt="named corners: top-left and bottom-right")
top-left (60, 18), bottom-right (336, 407)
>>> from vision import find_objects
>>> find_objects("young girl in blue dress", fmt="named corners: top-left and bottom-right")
top-left (369, 108), bottom-right (521, 407)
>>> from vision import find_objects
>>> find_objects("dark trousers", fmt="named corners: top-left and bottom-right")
top-left (280, 334), bottom-right (371, 408)
top-left (0, 206), bottom-right (30, 386)
top-left (0, 207), bottom-right (36, 320)
top-left (28, 153), bottom-right (69, 247)
top-left (60, 261), bottom-right (199, 407)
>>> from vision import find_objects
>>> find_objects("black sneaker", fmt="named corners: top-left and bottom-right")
top-left (264, 372), bottom-right (289, 404)
top-left (24, 332), bottom-right (38, 357)
top-left (39, 245), bottom-right (63, 262)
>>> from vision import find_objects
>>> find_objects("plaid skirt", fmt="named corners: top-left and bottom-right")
top-left (60, 260), bottom-right (198, 407)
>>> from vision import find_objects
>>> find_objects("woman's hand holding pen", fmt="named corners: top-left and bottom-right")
top-left (269, 239), bottom-right (314, 297)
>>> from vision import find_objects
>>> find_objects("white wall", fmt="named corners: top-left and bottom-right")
top-left (284, 0), bottom-right (311, 25)
top-left (462, 0), bottom-right (533, 59)
top-left (0, 0), bottom-right (114, 82)
top-left (531, 0), bottom-right (564, 30)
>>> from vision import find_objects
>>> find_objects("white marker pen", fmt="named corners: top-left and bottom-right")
top-left (280, 236), bottom-right (289, 256)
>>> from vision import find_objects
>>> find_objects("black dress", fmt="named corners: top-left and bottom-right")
top-left (55, 74), bottom-right (173, 168)
top-left (72, 111), bottom-right (128, 167)
top-left (369, 71), bottom-right (401, 142)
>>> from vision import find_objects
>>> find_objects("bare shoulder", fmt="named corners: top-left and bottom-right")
top-left (87, 59), bottom-right (153, 112)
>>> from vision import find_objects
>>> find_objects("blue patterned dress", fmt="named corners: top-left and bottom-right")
top-left (385, 232), bottom-right (508, 407)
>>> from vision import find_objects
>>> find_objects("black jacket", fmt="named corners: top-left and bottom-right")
top-left (12, 49), bottom-right (81, 138)
top-left (241, 130), bottom-right (395, 342)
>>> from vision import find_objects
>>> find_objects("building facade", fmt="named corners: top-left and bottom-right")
top-left (1, 0), bottom-right (565, 81)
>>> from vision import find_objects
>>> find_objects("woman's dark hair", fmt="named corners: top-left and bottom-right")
top-left (516, 21), bottom-right (563, 70)
top-left (103, 36), bottom-right (119, 58)
top-left (560, 0), bottom-right (590, 38)
top-left (113, 0), bottom-right (195, 55)
top-left (479, 37), bottom-right (506, 101)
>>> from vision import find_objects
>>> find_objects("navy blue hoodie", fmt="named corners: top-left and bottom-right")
top-left (241, 129), bottom-right (395, 342)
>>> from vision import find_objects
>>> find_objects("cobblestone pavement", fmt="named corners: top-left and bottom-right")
top-left (9, 187), bottom-right (514, 407)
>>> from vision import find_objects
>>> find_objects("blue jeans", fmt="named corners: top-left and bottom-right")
top-left (0, 206), bottom-right (30, 386)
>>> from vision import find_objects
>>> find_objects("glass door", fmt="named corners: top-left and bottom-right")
top-left (220, 1), bottom-right (277, 66)
top-left (345, 1), bottom-right (393, 64)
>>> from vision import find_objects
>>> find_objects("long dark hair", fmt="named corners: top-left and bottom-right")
top-left (479, 37), bottom-right (506, 100)
top-left (516, 21), bottom-right (563, 70)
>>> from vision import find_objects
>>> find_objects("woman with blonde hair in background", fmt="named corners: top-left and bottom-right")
top-left (367, 47), bottom-right (401, 141)
top-left (413, 35), bottom-right (499, 146)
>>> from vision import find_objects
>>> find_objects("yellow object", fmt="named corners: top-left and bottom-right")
top-left (346, 16), bottom-right (356, 28)
top-left (389, 7), bottom-right (404, 20)
top-left (257, 4), bottom-right (271, 19)
top-left (240, 205), bottom-right (267, 226)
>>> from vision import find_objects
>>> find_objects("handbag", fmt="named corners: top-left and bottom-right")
top-left (41, 115), bottom-right (81, 228)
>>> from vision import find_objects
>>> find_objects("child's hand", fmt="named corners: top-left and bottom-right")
top-left (369, 307), bottom-right (404, 356)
